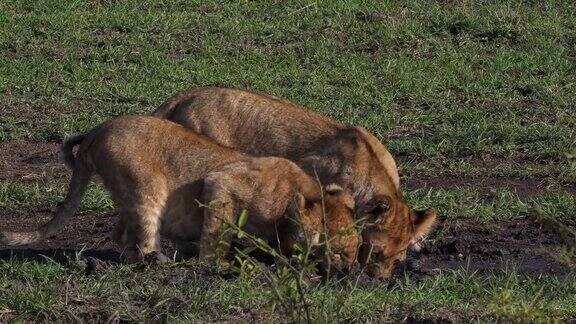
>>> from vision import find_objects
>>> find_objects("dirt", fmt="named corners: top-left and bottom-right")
top-left (405, 218), bottom-right (574, 277)
top-left (0, 208), bottom-right (572, 278)
top-left (0, 140), bottom-right (573, 278)
top-left (0, 209), bottom-right (119, 263)
top-left (0, 140), bottom-right (67, 182)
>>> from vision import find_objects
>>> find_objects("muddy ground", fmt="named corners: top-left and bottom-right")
top-left (1, 209), bottom-right (572, 278)
top-left (0, 140), bottom-right (574, 278)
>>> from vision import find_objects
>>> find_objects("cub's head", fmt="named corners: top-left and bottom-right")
top-left (296, 184), bottom-right (360, 274)
top-left (302, 127), bottom-right (437, 279)
top-left (358, 196), bottom-right (437, 280)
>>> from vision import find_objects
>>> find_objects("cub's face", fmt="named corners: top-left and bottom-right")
top-left (321, 187), bottom-right (360, 272)
top-left (298, 185), bottom-right (360, 274)
top-left (358, 197), bottom-right (437, 279)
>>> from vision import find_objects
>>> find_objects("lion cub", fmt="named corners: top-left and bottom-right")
top-left (1, 116), bottom-right (359, 271)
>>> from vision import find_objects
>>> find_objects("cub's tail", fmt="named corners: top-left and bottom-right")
top-left (0, 165), bottom-right (92, 246)
top-left (61, 134), bottom-right (86, 169)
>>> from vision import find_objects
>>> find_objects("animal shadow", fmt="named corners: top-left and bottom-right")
top-left (0, 248), bottom-right (122, 265)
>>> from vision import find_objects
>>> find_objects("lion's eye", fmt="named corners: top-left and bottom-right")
top-left (371, 251), bottom-right (384, 260)
top-left (368, 203), bottom-right (388, 215)
top-left (370, 205), bottom-right (384, 214)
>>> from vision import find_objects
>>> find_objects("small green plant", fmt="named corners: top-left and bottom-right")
top-left (528, 150), bottom-right (576, 272)
top-left (205, 181), bottom-right (360, 323)
top-left (532, 204), bottom-right (576, 272)
top-left (214, 209), bottom-right (316, 322)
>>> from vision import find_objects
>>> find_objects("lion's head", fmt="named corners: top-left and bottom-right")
top-left (302, 126), bottom-right (438, 278)
top-left (358, 196), bottom-right (437, 279)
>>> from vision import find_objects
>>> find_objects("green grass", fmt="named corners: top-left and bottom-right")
top-left (0, 259), bottom-right (574, 322)
top-left (407, 187), bottom-right (576, 221)
top-left (0, 181), bottom-right (113, 212)
top-left (1, 180), bottom-right (574, 221)
top-left (1, 0), bottom-right (574, 172)
top-left (1, 0), bottom-right (575, 321)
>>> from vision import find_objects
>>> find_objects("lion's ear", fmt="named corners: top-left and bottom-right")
top-left (412, 208), bottom-right (437, 242)
top-left (294, 192), bottom-right (307, 211)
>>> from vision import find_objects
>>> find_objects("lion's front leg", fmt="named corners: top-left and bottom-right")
top-left (199, 194), bottom-right (236, 266)
top-left (111, 218), bottom-right (127, 245)
top-left (174, 240), bottom-right (200, 259)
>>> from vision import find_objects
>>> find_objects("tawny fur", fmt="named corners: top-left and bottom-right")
top-left (151, 87), bottom-right (437, 278)
top-left (0, 116), bottom-right (359, 270)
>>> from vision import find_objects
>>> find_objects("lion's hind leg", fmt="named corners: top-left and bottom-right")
top-left (111, 218), bottom-right (127, 245)
top-left (113, 179), bottom-right (169, 264)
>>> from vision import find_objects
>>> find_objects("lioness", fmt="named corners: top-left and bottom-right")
top-left (0, 116), bottom-right (359, 271)
top-left (152, 87), bottom-right (437, 279)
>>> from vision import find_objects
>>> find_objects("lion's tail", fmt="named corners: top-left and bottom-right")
top-left (61, 134), bottom-right (86, 169)
top-left (0, 165), bottom-right (92, 246)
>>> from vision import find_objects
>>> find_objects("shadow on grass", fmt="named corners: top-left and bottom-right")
top-left (0, 248), bottom-right (122, 264)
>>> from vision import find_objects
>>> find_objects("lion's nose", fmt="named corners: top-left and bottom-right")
top-left (332, 253), bottom-right (342, 266)
top-left (344, 250), bottom-right (357, 262)
top-left (335, 253), bottom-right (359, 270)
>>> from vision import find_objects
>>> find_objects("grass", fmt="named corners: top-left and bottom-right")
top-left (1, 180), bottom-right (575, 221)
top-left (1, 0), bottom-right (575, 321)
top-left (0, 181), bottom-right (113, 212)
top-left (0, 258), bottom-right (574, 322)
top-left (1, 1), bottom-right (574, 170)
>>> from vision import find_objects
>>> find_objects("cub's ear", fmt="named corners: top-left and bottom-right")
top-left (325, 183), bottom-right (343, 195)
top-left (295, 192), bottom-right (307, 211)
top-left (412, 208), bottom-right (437, 242)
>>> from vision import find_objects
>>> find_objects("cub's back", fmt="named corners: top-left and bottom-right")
top-left (78, 116), bottom-right (245, 180)
top-left (154, 87), bottom-right (342, 158)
